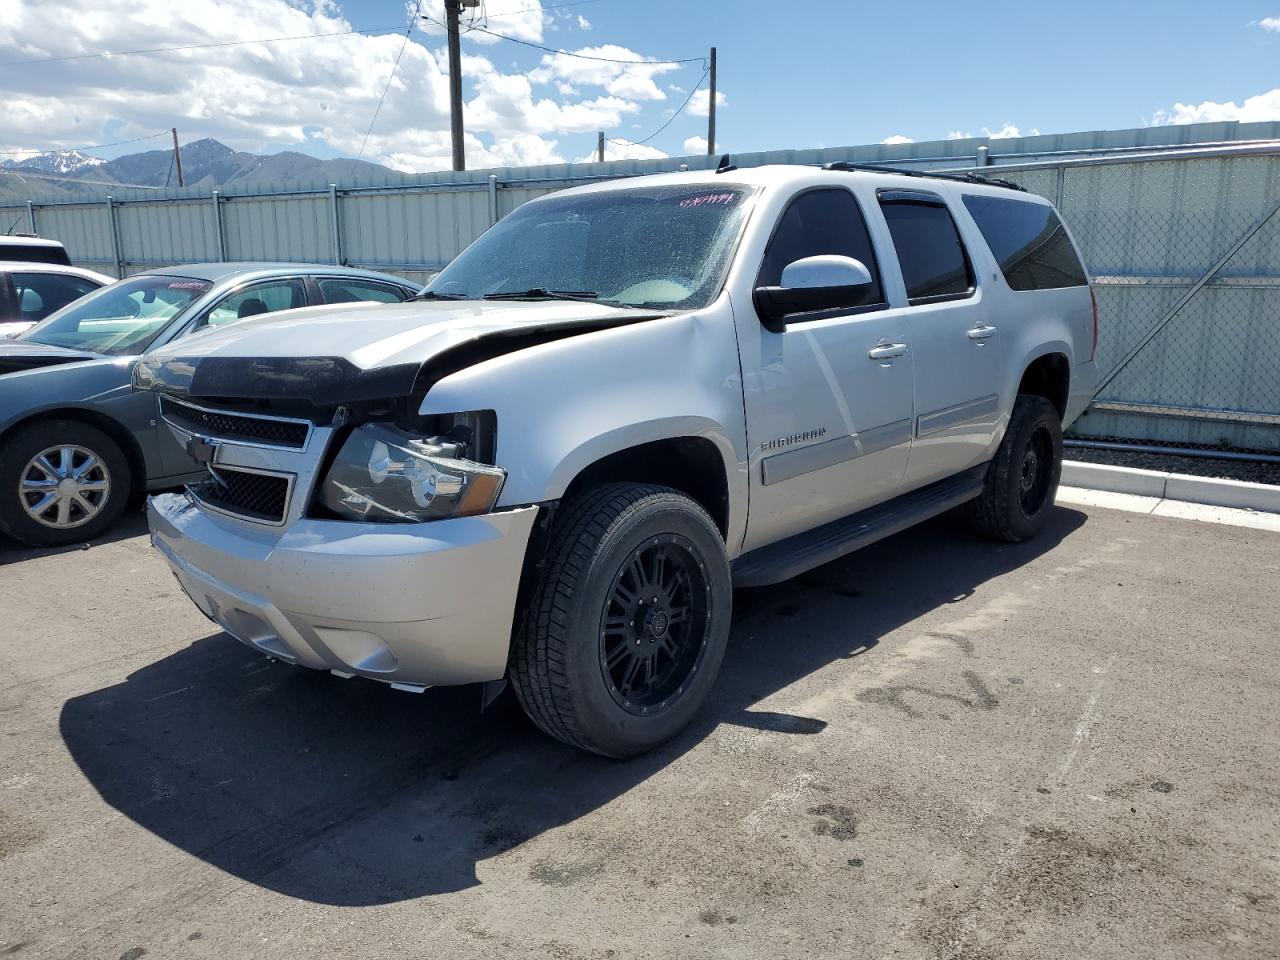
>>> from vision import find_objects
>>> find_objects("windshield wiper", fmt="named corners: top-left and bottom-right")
top-left (482, 287), bottom-right (601, 302)
top-left (410, 289), bottom-right (468, 301)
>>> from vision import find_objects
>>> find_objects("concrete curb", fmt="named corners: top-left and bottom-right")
top-left (1062, 460), bottom-right (1280, 514)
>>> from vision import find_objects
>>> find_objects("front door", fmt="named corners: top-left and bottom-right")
top-left (874, 189), bottom-right (1005, 488)
top-left (737, 187), bottom-right (915, 553)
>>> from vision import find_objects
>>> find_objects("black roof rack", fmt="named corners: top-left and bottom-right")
top-left (821, 160), bottom-right (1026, 192)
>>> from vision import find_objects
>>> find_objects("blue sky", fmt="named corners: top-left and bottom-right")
top-left (2, 0), bottom-right (1279, 171)
top-left (357, 0), bottom-right (1280, 157)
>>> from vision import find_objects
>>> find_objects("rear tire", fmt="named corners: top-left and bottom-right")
top-left (0, 420), bottom-right (132, 547)
top-left (510, 483), bottom-right (732, 758)
top-left (969, 395), bottom-right (1062, 543)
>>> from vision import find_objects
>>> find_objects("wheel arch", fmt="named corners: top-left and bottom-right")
top-left (0, 406), bottom-right (147, 496)
top-left (1015, 350), bottom-right (1071, 420)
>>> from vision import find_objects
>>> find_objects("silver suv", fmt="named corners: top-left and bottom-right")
top-left (140, 164), bottom-right (1098, 757)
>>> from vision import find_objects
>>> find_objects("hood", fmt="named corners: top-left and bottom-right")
top-left (135, 299), bottom-right (662, 405)
top-left (0, 340), bottom-right (104, 377)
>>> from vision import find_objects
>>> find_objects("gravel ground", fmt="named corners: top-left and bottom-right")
top-left (2, 502), bottom-right (1279, 959)
top-left (1066, 443), bottom-right (1280, 486)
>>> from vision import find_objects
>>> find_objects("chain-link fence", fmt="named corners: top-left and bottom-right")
top-left (969, 151), bottom-right (1280, 455)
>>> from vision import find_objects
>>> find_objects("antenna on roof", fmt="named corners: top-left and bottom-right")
top-left (715, 154), bottom-right (737, 174)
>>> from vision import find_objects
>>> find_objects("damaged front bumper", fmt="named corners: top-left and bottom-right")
top-left (148, 492), bottom-right (539, 688)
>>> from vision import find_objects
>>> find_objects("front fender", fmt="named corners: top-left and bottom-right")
top-left (418, 303), bottom-right (750, 553)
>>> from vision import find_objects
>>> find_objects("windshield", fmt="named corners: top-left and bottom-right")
top-left (426, 184), bottom-right (758, 310)
top-left (18, 275), bottom-right (211, 356)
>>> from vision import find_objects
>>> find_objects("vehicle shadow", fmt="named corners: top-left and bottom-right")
top-left (59, 506), bottom-right (1086, 905)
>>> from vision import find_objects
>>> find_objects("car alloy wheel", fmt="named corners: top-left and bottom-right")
top-left (19, 444), bottom-right (113, 530)
top-left (1018, 425), bottom-right (1054, 517)
top-left (598, 533), bottom-right (713, 716)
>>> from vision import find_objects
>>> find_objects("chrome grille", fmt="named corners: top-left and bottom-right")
top-left (189, 466), bottom-right (292, 524)
top-left (160, 396), bottom-right (310, 449)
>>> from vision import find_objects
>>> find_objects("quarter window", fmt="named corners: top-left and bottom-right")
top-left (962, 195), bottom-right (1088, 290)
top-left (757, 189), bottom-right (885, 309)
top-left (879, 198), bottom-right (973, 304)
top-left (318, 278), bottom-right (409, 304)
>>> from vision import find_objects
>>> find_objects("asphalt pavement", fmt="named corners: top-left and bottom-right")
top-left (1, 499), bottom-right (1277, 959)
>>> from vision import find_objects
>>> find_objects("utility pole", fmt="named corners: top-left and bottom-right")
top-left (597, 131), bottom-right (605, 163)
top-left (171, 127), bottom-right (185, 187)
top-left (446, 0), bottom-right (466, 171)
top-left (707, 47), bottom-right (717, 156)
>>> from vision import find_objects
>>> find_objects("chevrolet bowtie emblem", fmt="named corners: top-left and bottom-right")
top-left (185, 435), bottom-right (218, 464)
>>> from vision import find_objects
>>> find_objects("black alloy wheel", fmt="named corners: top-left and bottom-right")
top-left (599, 534), bottom-right (712, 715)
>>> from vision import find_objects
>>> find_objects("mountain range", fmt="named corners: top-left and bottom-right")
top-left (0, 138), bottom-right (400, 202)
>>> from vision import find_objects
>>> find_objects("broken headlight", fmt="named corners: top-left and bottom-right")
top-left (319, 422), bottom-right (505, 522)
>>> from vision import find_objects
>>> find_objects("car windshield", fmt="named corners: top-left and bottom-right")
top-left (425, 184), bottom-right (758, 310)
top-left (18, 275), bottom-right (211, 356)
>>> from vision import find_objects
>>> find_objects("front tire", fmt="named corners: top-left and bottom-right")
top-left (510, 483), bottom-right (732, 758)
top-left (0, 420), bottom-right (132, 547)
top-left (969, 395), bottom-right (1062, 542)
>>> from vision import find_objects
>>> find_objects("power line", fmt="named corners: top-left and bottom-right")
top-left (607, 68), bottom-right (708, 147)
top-left (421, 15), bottom-right (705, 66)
top-left (0, 26), bottom-right (407, 68)
top-left (464, 0), bottom-right (603, 22)
top-left (0, 131), bottom-right (171, 157)
top-left (350, 1), bottom-right (424, 176)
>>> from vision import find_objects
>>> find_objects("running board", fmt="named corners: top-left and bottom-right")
top-left (731, 464), bottom-right (988, 588)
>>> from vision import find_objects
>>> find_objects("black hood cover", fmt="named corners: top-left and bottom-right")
top-left (134, 355), bottom-right (422, 406)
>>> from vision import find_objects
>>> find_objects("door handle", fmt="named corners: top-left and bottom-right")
top-left (967, 323), bottom-right (997, 340)
top-left (868, 340), bottom-right (908, 360)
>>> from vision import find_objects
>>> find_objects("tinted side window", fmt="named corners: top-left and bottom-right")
top-left (963, 195), bottom-right (1087, 290)
top-left (202, 279), bottom-right (306, 329)
top-left (879, 199), bottom-right (973, 303)
top-left (318, 278), bottom-right (409, 304)
top-left (758, 189), bottom-right (884, 307)
top-left (10, 272), bottom-right (101, 322)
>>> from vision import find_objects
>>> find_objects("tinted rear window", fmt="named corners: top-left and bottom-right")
top-left (0, 243), bottom-right (71, 266)
top-left (962, 195), bottom-right (1087, 291)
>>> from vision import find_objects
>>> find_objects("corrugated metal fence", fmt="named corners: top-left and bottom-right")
top-left (5, 121), bottom-right (1280, 452)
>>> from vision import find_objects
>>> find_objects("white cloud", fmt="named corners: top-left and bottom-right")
top-left (417, 0), bottom-right (545, 46)
top-left (880, 134), bottom-right (913, 145)
top-left (576, 15), bottom-right (591, 30)
top-left (0, 0), bottom-right (682, 174)
top-left (578, 141), bottom-right (667, 162)
top-left (529, 45), bottom-right (679, 102)
top-left (1256, 16), bottom-right (1280, 31)
top-left (1151, 88), bottom-right (1280, 125)
top-left (682, 135), bottom-right (708, 154)
top-left (689, 88), bottom-right (726, 118)
top-left (946, 124), bottom-right (1039, 140)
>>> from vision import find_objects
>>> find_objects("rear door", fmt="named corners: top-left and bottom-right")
top-left (876, 189), bottom-right (1005, 488)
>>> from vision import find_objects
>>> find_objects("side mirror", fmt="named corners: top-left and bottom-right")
top-left (753, 255), bottom-right (874, 332)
